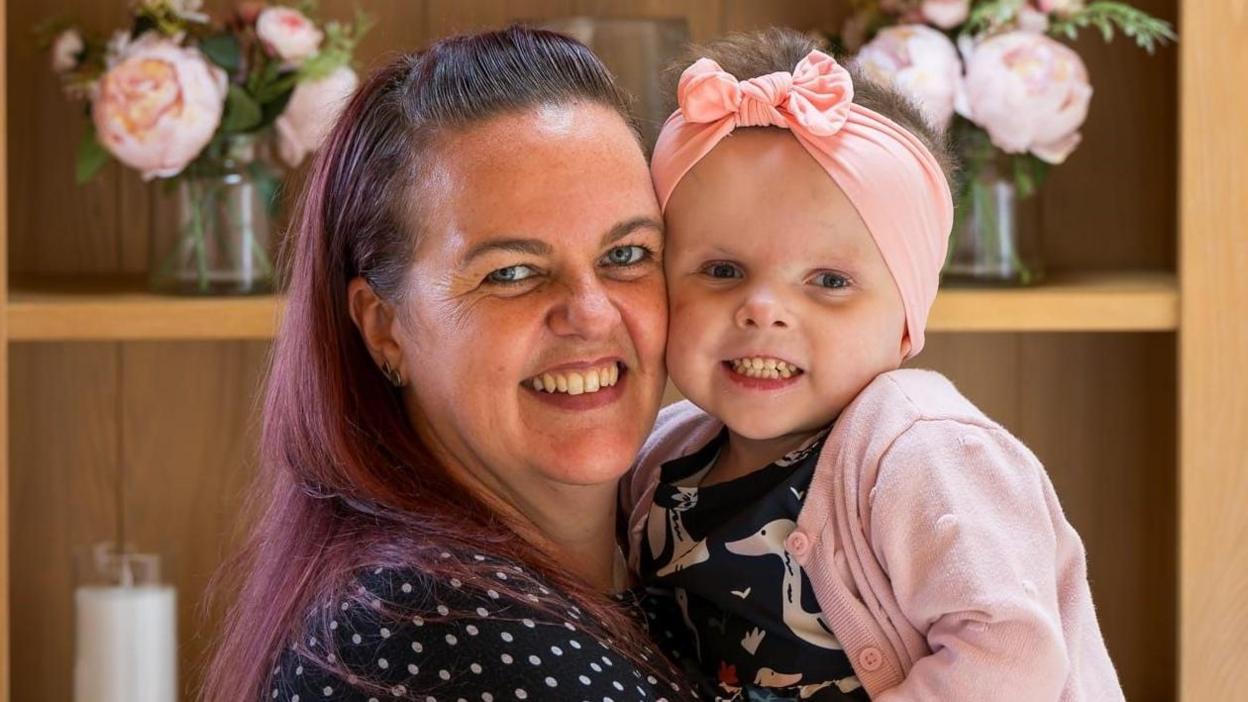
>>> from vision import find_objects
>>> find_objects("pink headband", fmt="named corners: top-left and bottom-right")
top-left (650, 50), bottom-right (953, 358)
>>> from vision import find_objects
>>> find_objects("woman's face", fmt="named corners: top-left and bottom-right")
top-left (394, 102), bottom-right (667, 503)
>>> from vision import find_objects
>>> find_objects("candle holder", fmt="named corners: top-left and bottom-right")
top-left (73, 542), bottom-right (178, 702)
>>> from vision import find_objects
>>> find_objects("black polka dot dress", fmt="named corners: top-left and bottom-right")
top-left (268, 554), bottom-right (700, 702)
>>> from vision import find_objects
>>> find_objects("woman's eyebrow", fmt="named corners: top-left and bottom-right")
top-left (459, 238), bottom-right (552, 267)
top-left (602, 216), bottom-right (663, 247)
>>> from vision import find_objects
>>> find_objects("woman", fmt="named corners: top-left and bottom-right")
top-left (201, 27), bottom-right (696, 702)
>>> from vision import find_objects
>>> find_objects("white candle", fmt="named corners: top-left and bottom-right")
top-left (74, 584), bottom-right (178, 702)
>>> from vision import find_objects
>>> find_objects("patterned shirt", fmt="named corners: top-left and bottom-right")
top-left (270, 552), bottom-right (701, 701)
top-left (640, 428), bottom-right (869, 702)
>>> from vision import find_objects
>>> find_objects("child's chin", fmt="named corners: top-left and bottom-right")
top-left (722, 414), bottom-right (798, 441)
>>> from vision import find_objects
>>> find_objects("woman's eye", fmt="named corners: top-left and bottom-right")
top-left (602, 245), bottom-right (651, 267)
top-left (702, 262), bottom-right (743, 279)
top-left (486, 265), bottom-right (537, 284)
top-left (812, 272), bottom-right (850, 289)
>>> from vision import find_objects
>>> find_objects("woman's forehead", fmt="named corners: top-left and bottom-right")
top-left (414, 103), bottom-right (657, 258)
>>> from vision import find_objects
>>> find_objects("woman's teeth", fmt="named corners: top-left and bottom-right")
top-left (729, 356), bottom-right (801, 379)
top-left (529, 364), bottom-right (620, 395)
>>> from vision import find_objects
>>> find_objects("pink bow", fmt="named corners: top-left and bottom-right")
top-left (676, 51), bottom-right (855, 137)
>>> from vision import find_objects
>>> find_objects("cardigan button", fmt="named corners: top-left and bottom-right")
top-left (783, 530), bottom-right (810, 557)
top-left (858, 647), bottom-right (884, 672)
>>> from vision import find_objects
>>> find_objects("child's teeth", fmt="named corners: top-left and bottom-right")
top-left (730, 357), bottom-right (799, 379)
top-left (529, 365), bottom-right (620, 394)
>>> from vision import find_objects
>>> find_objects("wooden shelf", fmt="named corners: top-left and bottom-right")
top-left (6, 275), bottom-right (284, 341)
top-left (5, 270), bottom-right (1178, 342)
top-left (928, 270), bottom-right (1179, 332)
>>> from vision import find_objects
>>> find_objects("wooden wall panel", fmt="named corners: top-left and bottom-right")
top-left (1017, 334), bottom-right (1177, 701)
top-left (913, 333), bottom-right (1177, 701)
top-left (721, 0), bottom-right (849, 35)
top-left (1, 1), bottom-right (9, 696)
top-left (6, 0), bottom-right (133, 274)
top-left (9, 344), bottom-right (121, 702)
top-left (120, 341), bottom-right (270, 702)
top-left (1178, 0), bottom-right (1248, 698)
top-left (1038, 0), bottom-right (1177, 272)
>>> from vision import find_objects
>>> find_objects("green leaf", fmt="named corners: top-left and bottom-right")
top-left (247, 161), bottom-right (284, 217)
top-left (221, 84), bottom-right (263, 133)
top-left (258, 86), bottom-right (295, 129)
top-left (1047, 1), bottom-right (1177, 54)
top-left (254, 72), bottom-right (299, 104)
top-left (1012, 154), bottom-right (1051, 199)
top-left (200, 34), bottom-right (241, 72)
top-left (75, 125), bottom-right (109, 184)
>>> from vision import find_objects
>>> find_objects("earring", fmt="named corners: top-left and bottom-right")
top-left (381, 359), bottom-right (404, 388)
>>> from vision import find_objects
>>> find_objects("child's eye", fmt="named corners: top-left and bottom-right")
top-left (811, 271), bottom-right (851, 289)
top-left (486, 265), bottom-right (538, 285)
top-left (701, 262), bottom-right (743, 279)
top-left (600, 244), bottom-right (652, 267)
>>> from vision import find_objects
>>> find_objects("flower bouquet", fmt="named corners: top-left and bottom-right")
top-left (40, 0), bottom-right (371, 294)
top-left (838, 0), bottom-right (1174, 284)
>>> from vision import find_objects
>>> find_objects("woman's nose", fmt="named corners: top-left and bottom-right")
top-left (548, 277), bottom-right (622, 340)
top-left (735, 288), bottom-right (791, 330)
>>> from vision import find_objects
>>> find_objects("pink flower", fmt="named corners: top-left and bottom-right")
top-left (91, 33), bottom-right (227, 180)
top-left (1017, 5), bottom-right (1051, 33)
top-left (255, 6), bottom-right (322, 64)
top-left (275, 65), bottom-right (358, 167)
top-left (920, 0), bottom-right (970, 29)
top-left (1036, 0), bottom-right (1086, 15)
top-left (51, 28), bottom-right (85, 74)
top-left (856, 25), bottom-right (964, 129)
top-left (956, 31), bottom-right (1092, 164)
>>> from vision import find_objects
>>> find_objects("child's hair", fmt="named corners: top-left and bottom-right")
top-left (662, 27), bottom-right (957, 185)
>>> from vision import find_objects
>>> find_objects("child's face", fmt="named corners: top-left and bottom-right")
top-left (663, 129), bottom-right (911, 441)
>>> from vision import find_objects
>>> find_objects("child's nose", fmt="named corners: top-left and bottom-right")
top-left (734, 291), bottom-right (791, 330)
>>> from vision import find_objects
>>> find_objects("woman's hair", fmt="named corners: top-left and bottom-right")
top-left (662, 27), bottom-right (956, 183)
top-left (200, 26), bottom-right (664, 702)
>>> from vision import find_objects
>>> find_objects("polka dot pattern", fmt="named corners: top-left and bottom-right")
top-left (268, 560), bottom-right (699, 701)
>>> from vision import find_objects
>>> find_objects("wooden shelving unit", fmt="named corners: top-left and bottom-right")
top-left (5, 270), bottom-right (1179, 342)
top-left (2, 2), bottom-right (1244, 702)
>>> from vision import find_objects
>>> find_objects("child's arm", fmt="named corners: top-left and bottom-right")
top-left (867, 419), bottom-right (1122, 702)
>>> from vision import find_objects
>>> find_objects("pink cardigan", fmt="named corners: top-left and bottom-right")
top-left (622, 369), bottom-right (1123, 701)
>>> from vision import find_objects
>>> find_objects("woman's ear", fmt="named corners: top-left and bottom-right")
top-left (347, 277), bottom-right (404, 376)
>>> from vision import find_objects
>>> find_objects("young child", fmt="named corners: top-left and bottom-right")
top-left (621, 29), bottom-right (1123, 702)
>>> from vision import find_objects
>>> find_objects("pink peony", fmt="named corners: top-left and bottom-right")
top-left (1036, 0), bottom-right (1086, 15)
top-left (256, 6), bottom-right (322, 64)
top-left (920, 0), bottom-right (971, 29)
top-left (274, 65), bottom-right (358, 167)
top-left (956, 31), bottom-right (1092, 164)
top-left (92, 33), bottom-right (227, 180)
top-left (1017, 5), bottom-right (1051, 33)
top-left (51, 28), bottom-right (85, 74)
top-left (856, 25), bottom-right (964, 129)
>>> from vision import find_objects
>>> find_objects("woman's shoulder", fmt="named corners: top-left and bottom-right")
top-left (268, 556), bottom-right (697, 701)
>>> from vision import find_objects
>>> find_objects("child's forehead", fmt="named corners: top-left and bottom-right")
top-left (669, 131), bottom-right (854, 218)
top-left (664, 131), bottom-right (875, 255)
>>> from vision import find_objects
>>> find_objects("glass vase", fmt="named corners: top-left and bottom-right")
top-left (149, 134), bottom-right (276, 295)
top-left (943, 132), bottom-right (1045, 286)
